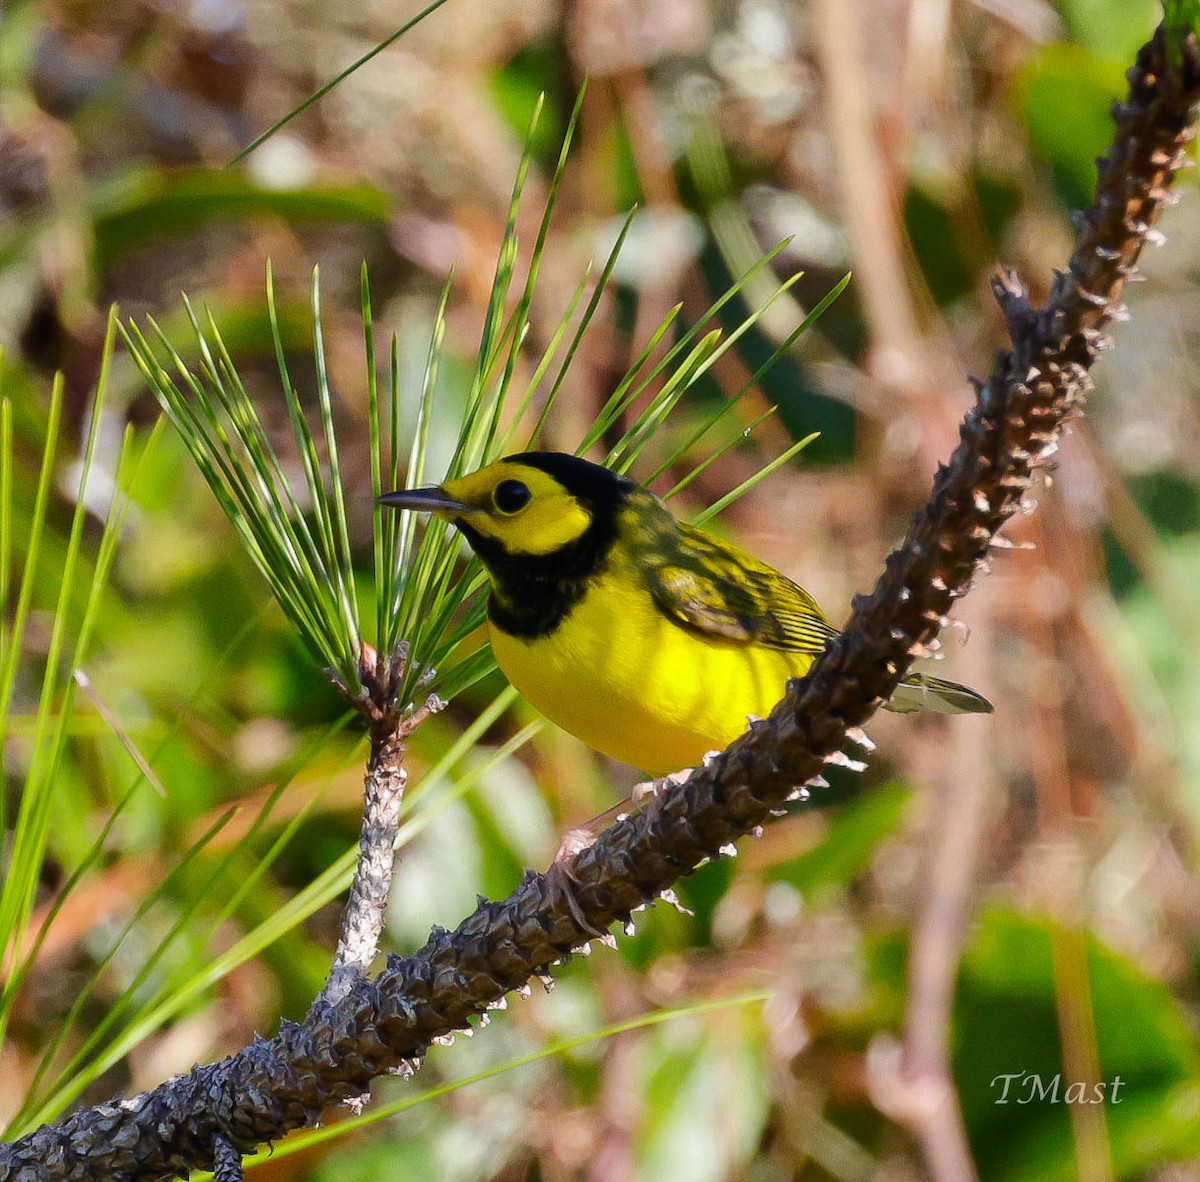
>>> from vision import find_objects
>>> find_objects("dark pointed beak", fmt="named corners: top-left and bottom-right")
top-left (376, 486), bottom-right (476, 516)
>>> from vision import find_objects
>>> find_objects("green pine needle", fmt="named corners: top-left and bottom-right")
top-left (227, 0), bottom-right (457, 165)
top-left (125, 98), bottom-right (844, 728)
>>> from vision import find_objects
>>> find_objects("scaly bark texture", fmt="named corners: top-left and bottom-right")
top-left (322, 645), bottom-right (443, 1005)
top-left (3, 25), bottom-right (1197, 1182)
top-left (322, 725), bottom-right (409, 1003)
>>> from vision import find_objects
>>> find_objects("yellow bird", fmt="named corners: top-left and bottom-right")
top-left (379, 452), bottom-right (990, 776)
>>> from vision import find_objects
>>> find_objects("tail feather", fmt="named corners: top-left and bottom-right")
top-left (885, 672), bottom-right (993, 716)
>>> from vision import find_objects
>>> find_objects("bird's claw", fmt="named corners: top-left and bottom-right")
top-left (630, 767), bottom-right (693, 809)
top-left (544, 769), bottom-right (694, 941)
top-left (545, 855), bottom-right (608, 940)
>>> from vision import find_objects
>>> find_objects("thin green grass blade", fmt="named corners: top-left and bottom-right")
top-left (228, 0), bottom-right (456, 164)
top-left (228, 990), bottom-right (773, 1172)
top-left (389, 331), bottom-right (403, 493)
top-left (0, 397), bottom-right (10, 667)
top-left (454, 96), bottom-right (544, 470)
top-left (577, 302), bottom-right (684, 454)
top-left (0, 374), bottom-right (74, 988)
top-left (0, 395), bottom-right (11, 842)
top-left (607, 330), bottom-right (724, 472)
top-left (606, 267), bottom-right (807, 474)
top-left (17, 725), bottom-right (366, 1130)
top-left (12, 806), bottom-right (242, 1131)
top-left (658, 272), bottom-right (850, 497)
top-left (603, 262), bottom-right (845, 491)
top-left (0, 315), bottom-right (128, 1028)
top-left (502, 265), bottom-right (592, 452)
top-left (579, 239), bottom-right (794, 454)
top-left (0, 377), bottom-right (62, 803)
top-left (379, 329), bottom-right (402, 652)
top-left (309, 268), bottom-right (360, 659)
top-left (390, 278), bottom-right (454, 638)
top-left (661, 405), bottom-right (780, 500)
top-left (430, 644), bottom-right (500, 702)
top-left (692, 431), bottom-right (821, 526)
top-left (523, 206), bottom-right (640, 450)
top-left (482, 86), bottom-right (585, 452)
top-left (364, 267), bottom-right (387, 652)
top-left (705, 268), bottom-right (848, 418)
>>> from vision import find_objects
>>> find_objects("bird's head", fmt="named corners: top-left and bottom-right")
top-left (378, 451), bottom-right (633, 558)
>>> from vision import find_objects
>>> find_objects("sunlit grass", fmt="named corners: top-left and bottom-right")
top-left (0, 316), bottom-right (173, 1126)
top-left (0, 317), bottom-right (141, 1042)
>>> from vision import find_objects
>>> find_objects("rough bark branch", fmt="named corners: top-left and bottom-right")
top-left (322, 724), bottom-right (410, 1004)
top-left (3, 25), bottom-right (1197, 1182)
top-left (321, 645), bottom-right (444, 1004)
top-left (209, 1138), bottom-right (241, 1182)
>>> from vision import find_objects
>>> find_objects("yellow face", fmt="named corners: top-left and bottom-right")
top-left (436, 459), bottom-right (592, 555)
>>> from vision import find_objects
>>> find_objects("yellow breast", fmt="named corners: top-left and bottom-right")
top-left (487, 549), bottom-right (810, 775)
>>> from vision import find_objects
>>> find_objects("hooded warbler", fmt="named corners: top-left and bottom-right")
top-left (380, 452), bottom-right (991, 775)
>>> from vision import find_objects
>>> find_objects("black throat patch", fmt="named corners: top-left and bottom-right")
top-left (460, 454), bottom-right (631, 639)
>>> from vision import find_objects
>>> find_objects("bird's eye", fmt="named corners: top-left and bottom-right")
top-left (493, 479), bottom-right (532, 515)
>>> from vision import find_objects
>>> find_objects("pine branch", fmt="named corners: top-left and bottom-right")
top-left (321, 646), bottom-right (446, 1005)
top-left (3, 23), bottom-right (1197, 1182)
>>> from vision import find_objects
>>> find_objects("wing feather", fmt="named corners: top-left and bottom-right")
top-left (636, 514), bottom-right (839, 655)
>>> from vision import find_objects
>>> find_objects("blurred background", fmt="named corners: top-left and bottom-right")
top-left (2, 0), bottom-right (1199, 1179)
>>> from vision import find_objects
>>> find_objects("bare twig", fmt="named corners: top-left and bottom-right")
top-left (869, 713), bottom-right (991, 1182)
top-left (321, 723), bottom-right (410, 1003)
top-left (322, 644), bottom-right (445, 1004)
top-left (1020, 517), bottom-right (1114, 1181)
top-left (2, 24), bottom-right (1197, 1182)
